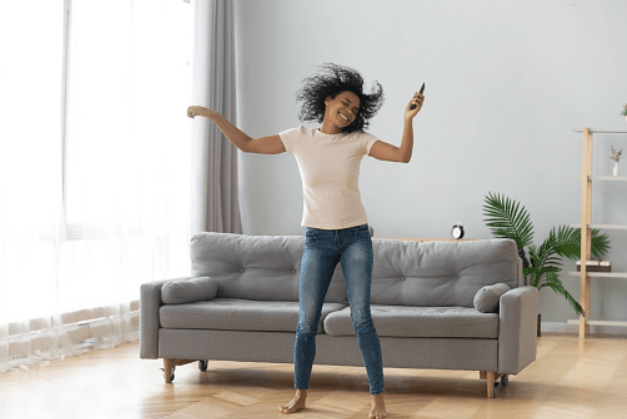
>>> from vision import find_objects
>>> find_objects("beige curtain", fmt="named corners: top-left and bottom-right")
top-left (191, 0), bottom-right (243, 234)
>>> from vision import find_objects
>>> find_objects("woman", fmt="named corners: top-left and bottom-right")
top-left (187, 63), bottom-right (424, 419)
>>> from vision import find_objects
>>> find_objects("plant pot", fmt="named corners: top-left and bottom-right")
top-left (537, 313), bottom-right (541, 337)
top-left (614, 161), bottom-right (620, 177)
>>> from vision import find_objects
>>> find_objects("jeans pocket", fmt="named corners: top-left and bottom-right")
top-left (305, 228), bottom-right (317, 245)
top-left (354, 224), bottom-right (371, 240)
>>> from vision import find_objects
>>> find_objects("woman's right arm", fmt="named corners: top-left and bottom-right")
top-left (187, 106), bottom-right (285, 155)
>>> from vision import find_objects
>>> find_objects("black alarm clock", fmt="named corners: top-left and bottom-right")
top-left (451, 223), bottom-right (465, 240)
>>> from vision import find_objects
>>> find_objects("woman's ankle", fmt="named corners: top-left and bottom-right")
top-left (371, 392), bottom-right (385, 407)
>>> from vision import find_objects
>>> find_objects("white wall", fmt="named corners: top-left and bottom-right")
top-left (232, 0), bottom-right (627, 325)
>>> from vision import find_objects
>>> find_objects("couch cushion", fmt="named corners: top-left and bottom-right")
top-left (188, 233), bottom-right (522, 308)
top-left (159, 298), bottom-right (346, 334)
top-left (161, 277), bottom-right (217, 305)
top-left (474, 283), bottom-right (511, 313)
top-left (369, 238), bottom-right (522, 308)
top-left (323, 305), bottom-right (499, 339)
top-left (190, 232), bottom-right (347, 303)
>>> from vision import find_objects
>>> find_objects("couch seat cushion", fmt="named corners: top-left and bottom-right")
top-left (323, 305), bottom-right (499, 339)
top-left (160, 298), bottom-right (346, 333)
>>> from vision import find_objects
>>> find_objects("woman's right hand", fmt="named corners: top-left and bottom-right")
top-left (187, 105), bottom-right (214, 119)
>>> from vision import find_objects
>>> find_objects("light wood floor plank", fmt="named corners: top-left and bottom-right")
top-left (1, 333), bottom-right (627, 418)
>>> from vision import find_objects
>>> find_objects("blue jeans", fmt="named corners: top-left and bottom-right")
top-left (294, 223), bottom-right (384, 395)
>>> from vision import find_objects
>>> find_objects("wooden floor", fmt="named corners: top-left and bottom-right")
top-left (2, 333), bottom-right (627, 419)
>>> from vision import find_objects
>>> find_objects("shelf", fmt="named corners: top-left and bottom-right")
top-left (567, 319), bottom-right (627, 327)
top-left (569, 271), bottom-right (627, 278)
top-left (589, 176), bottom-right (627, 181)
top-left (573, 129), bottom-right (627, 134)
top-left (590, 224), bottom-right (627, 230)
top-left (569, 223), bottom-right (627, 230)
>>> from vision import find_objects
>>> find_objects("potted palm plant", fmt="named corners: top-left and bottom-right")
top-left (482, 192), bottom-right (611, 335)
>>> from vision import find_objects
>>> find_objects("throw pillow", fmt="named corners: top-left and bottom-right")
top-left (473, 283), bottom-right (511, 313)
top-left (161, 277), bottom-right (217, 305)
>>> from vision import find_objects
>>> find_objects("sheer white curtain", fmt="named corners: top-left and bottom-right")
top-left (0, 0), bottom-right (192, 372)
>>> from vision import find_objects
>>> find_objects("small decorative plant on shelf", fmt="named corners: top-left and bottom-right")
top-left (611, 146), bottom-right (622, 177)
top-left (482, 192), bottom-right (611, 316)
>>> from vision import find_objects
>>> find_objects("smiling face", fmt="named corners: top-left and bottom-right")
top-left (323, 91), bottom-right (361, 131)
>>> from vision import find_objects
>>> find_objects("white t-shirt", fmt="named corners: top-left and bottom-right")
top-left (279, 125), bottom-right (379, 229)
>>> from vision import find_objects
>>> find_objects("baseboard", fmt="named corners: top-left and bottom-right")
top-left (541, 321), bottom-right (627, 336)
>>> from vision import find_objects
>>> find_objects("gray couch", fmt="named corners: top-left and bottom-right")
top-left (140, 232), bottom-right (538, 398)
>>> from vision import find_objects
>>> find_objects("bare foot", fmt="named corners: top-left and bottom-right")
top-left (279, 389), bottom-right (307, 414)
top-left (369, 393), bottom-right (388, 419)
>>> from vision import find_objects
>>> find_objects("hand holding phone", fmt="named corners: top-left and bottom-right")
top-left (410, 83), bottom-right (425, 110)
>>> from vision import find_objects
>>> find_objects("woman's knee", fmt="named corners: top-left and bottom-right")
top-left (350, 305), bottom-right (375, 334)
top-left (297, 307), bottom-right (320, 335)
top-left (297, 321), bottom-right (317, 334)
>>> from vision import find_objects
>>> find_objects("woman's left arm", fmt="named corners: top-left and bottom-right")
top-left (369, 92), bottom-right (424, 163)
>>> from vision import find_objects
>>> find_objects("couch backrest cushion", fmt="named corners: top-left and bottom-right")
top-left (369, 238), bottom-right (522, 308)
top-left (190, 233), bottom-right (522, 307)
top-left (190, 232), bottom-right (347, 303)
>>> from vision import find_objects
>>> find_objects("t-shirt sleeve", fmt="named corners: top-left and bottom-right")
top-left (361, 132), bottom-right (379, 156)
top-left (278, 126), bottom-right (301, 154)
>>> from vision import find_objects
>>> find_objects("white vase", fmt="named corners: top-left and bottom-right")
top-left (614, 161), bottom-right (620, 177)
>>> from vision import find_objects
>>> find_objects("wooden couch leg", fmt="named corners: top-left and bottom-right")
top-left (164, 359), bottom-right (175, 383)
top-left (486, 371), bottom-right (496, 398)
top-left (480, 371), bottom-right (505, 398)
top-left (163, 358), bottom-right (196, 383)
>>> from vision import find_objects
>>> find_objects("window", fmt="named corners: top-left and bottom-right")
top-left (0, 0), bottom-right (192, 321)
top-left (64, 0), bottom-right (192, 239)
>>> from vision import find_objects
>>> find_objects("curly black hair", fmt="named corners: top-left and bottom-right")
top-left (296, 63), bottom-right (384, 133)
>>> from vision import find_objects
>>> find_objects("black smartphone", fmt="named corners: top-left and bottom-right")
top-left (410, 83), bottom-right (425, 110)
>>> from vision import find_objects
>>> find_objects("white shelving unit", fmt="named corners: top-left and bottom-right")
top-left (571, 128), bottom-right (627, 338)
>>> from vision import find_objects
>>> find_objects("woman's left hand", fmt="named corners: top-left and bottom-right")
top-left (405, 92), bottom-right (424, 121)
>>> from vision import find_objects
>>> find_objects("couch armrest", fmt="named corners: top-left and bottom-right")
top-left (139, 277), bottom-right (194, 359)
top-left (498, 286), bottom-right (538, 374)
